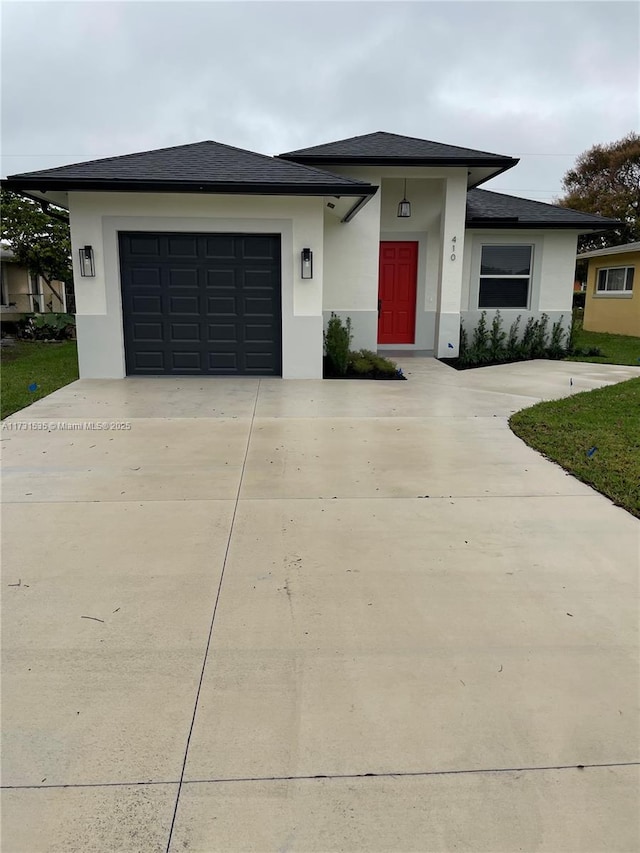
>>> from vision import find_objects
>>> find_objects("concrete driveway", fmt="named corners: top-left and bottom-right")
top-left (2, 358), bottom-right (639, 852)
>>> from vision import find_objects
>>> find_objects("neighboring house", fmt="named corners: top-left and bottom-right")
top-left (0, 245), bottom-right (68, 321)
top-left (578, 242), bottom-right (640, 338)
top-left (2, 132), bottom-right (618, 378)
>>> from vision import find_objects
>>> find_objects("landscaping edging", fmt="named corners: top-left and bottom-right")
top-left (439, 356), bottom-right (556, 371)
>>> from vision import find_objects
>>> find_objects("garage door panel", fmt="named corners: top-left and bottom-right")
top-left (168, 268), bottom-right (199, 288)
top-left (244, 269), bottom-right (277, 288)
top-left (120, 232), bottom-right (281, 376)
top-left (205, 236), bottom-right (236, 258)
top-left (208, 324), bottom-right (238, 342)
top-left (245, 323), bottom-right (275, 343)
top-left (207, 269), bottom-right (238, 288)
top-left (244, 296), bottom-right (275, 316)
top-left (208, 352), bottom-right (238, 371)
top-left (133, 351), bottom-right (165, 370)
top-left (127, 236), bottom-right (160, 256)
top-left (168, 295), bottom-right (200, 315)
top-left (132, 322), bottom-right (164, 341)
top-left (171, 351), bottom-right (202, 370)
top-left (131, 295), bottom-right (162, 314)
top-left (170, 323), bottom-right (201, 342)
top-left (207, 295), bottom-right (239, 316)
top-left (245, 352), bottom-right (279, 372)
top-left (167, 236), bottom-right (199, 257)
top-left (130, 267), bottom-right (162, 287)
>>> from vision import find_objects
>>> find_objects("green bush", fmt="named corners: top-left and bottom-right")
top-left (489, 310), bottom-right (506, 361)
top-left (519, 317), bottom-right (537, 359)
top-left (455, 312), bottom-right (570, 368)
top-left (323, 313), bottom-right (352, 376)
top-left (531, 313), bottom-right (549, 358)
top-left (459, 323), bottom-right (469, 359)
top-left (506, 315), bottom-right (521, 359)
top-left (548, 316), bottom-right (568, 359)
top-left (17, 313), bottom-right (75, 341)
top-left (349, 349), bottom-right (398, 377)
top-left (470, 310), bottom-right (490, 363)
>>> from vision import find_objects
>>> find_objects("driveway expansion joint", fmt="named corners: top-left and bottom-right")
top-left (164, 378), bottom-right (262, 853)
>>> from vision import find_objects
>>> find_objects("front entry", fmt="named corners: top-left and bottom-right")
top-left (377, 241), bottom-right (418, 344)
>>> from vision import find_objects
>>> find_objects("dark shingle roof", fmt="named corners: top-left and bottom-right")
top-left (280, 131), bottom-right (518, 166)
top-left (3, 140), bottom-right (376, 196)
top-left (466, 189), bottom-right (620, 230)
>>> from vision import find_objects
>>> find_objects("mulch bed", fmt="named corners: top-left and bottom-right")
top-left (323, 358), bottom-right (407, 380)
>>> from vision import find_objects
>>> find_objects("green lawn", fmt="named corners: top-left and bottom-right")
top-left (567, 315), bottom-right (640, 366)
top-left (1, 341), bottom-right (79, 420)
top-left (510, 378), bottom-right (640, 518)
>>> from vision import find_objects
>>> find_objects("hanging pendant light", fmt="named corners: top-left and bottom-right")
top-left (397, 178), bottom-right (411, 218)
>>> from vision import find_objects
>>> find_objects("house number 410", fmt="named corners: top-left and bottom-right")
top-left (450, 236), bottom-right (457, 261)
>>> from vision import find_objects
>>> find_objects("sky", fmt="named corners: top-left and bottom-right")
top-left (1, 1), bottom-right (638, 203)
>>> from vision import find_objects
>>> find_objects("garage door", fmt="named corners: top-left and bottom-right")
top-left (119, 232), bottom-right (281, 375)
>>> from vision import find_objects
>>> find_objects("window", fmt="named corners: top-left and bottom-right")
top-left (478, 245), bottom-right (532, 308)
top-left (29, 271), bottom-right (42, 312)
top-left (0, 262), bottom-right (7, 306)
top-left (596, 266), bottom-right (634, 294)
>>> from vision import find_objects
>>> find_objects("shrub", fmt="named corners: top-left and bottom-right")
top-left (531, 313), bottom-right (549, 358)
top-left (519, 317), bottom-right (537, 359)
top-left (454, 312), bottom-right (572, 369)
top-left (568, 309), bottom-right (582, 353)
top-left (324, 313), bottom-right (352, 376)
top-left (471, 311), bottom-right (489, 357)
top-left (459, 323), bottom-right (469, 359)
top-left (462, 310), bottom-right (491, 365)
top-left (506, 315), bottom-right (521, 359)
top-left (489, 310), bottom-right (506, 361)
top-left (17, 313), bottom-right (75, 341)
top-left (548, 316), bottom-right (568, 359)
top-left (349, 349), bottom-right (398, 377)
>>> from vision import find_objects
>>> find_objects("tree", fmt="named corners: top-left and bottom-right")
top-left (0, 190), bottom-right (73, 305)
top-left (557, 132), bottom-right (640, 252)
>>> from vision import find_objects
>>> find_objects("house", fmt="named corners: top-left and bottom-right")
top-left (2, 132), bottom-right (618, 378)
top-left (577, 242), bottom-right (639, 337)
top-left (0, 246), bottom-right (69, 322)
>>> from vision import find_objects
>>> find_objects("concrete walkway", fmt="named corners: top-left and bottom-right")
top-left (2, 359), bottom-right (639, 852)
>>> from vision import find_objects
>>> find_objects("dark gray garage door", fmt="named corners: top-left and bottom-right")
top-left (119, 232), bottom-right (281, 375)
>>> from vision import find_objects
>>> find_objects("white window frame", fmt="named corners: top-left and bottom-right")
top-left (595, 266), bottom-right (634, 297)
top-left (0, 262), bottom-right (7, 306)
top-left (29, 271), bottom-right (43, 312)
top-left (478, 244), bottom-right (534, 310)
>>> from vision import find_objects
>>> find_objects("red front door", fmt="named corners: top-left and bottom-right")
top-left (377, 242), bottom-right (418, 344)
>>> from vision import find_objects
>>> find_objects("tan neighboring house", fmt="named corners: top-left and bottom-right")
top-left (578, 242), bottom-right (640, 337)
top-left (0, 246), bottom-right (68, 322)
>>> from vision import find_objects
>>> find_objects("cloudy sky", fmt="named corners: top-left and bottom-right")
top-left (2, 1), bottom-right (638, 202)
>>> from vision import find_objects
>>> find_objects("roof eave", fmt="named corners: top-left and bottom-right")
top-left (466, 219), bottom-right (621, 231)
top-left (468, 161), bottom-right (519, 189)
top-left (1, 178), bottom-right (377, 197)
top-left (279, 155), bottom-right (519, 169)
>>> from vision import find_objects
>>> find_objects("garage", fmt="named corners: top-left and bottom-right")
top-left (119, 232), bottom-right (282, 375)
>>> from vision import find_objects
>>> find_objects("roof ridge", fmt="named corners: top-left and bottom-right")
top-left (378, 131), bottom-right (513, 159)
top-left (10, 139), bottom-right (370, 187)
top-left (470, 187), bottom-right (614, 219)
top-left (8, 140), bottom-right (223, 179)
top-left (281, 130), bottom-right (513, 159)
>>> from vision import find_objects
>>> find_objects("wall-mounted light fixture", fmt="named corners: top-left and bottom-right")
top-left (397, 179), bottom-right (412, 218)
top-left (301, 248), bottom-right (313, 279)
top-left (79, 245), bottom-right (95, 277)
